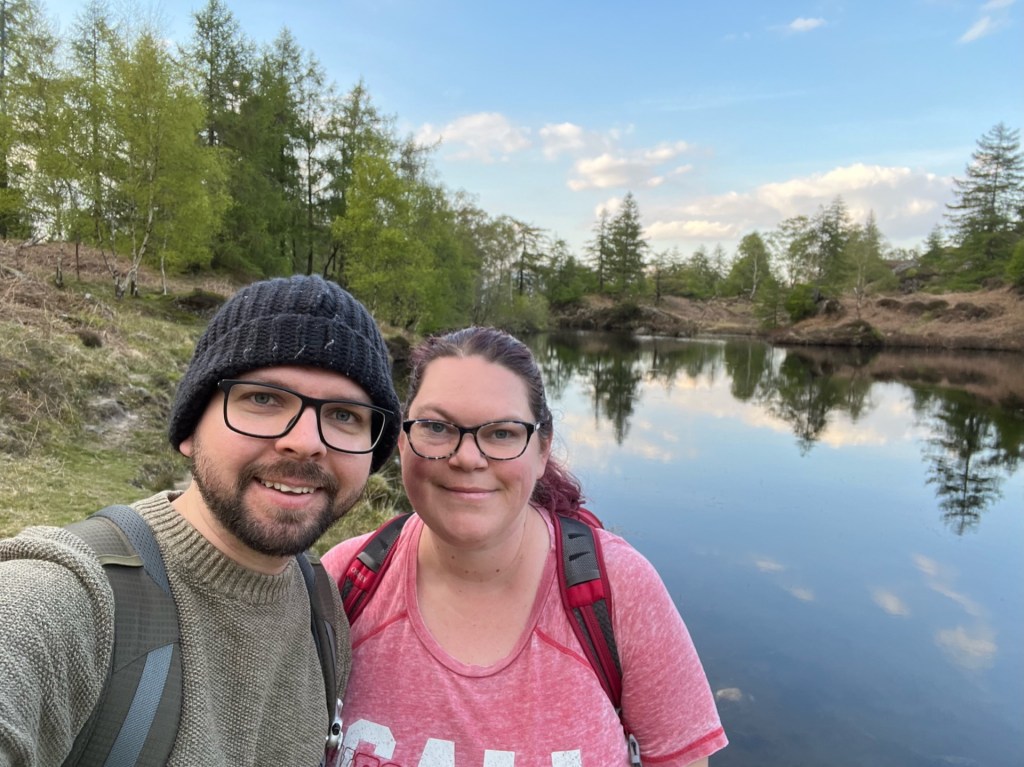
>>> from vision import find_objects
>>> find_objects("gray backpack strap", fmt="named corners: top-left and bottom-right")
top-left (298, 552), bottom-right (345, 761)
top-left (63, 506), bottom-right (182, 767)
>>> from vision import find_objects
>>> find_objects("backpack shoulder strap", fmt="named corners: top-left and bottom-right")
top-left (296, 551), bottom-right (344, 755)
top-left (339, 513), bottom-right (411, 624)
top-left (553, 512), bottom-right (623, 709)
top-left (554, 511), bottom-right (643, 765)
top-left (63, 505), bottom-right (182, 767)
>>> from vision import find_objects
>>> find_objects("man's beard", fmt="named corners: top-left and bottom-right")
top-left (189, 440), bottom-right (363, 557)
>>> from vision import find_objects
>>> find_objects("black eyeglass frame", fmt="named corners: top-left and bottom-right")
top-left (217, 379), bottom-right (393, 454)
top-left (401, 418), bottom-right (540, 461)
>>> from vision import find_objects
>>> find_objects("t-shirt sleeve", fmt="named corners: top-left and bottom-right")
top-left (602, 533), bottom-right (728, 765)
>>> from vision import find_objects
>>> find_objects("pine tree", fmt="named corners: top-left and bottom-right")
top-left (946, 123), bottom-right (1024, 270)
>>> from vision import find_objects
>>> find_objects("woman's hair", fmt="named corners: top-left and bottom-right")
top-left (405, 326), bottom-right (584, 516)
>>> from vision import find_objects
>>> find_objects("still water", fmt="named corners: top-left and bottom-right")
top-left (526, 332), bottom-right (1023, 767)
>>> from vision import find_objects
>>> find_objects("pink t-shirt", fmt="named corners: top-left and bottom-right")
top-left (322, 514), bottom-right (726, 767)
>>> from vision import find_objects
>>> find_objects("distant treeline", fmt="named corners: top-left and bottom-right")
top-left (1, 0), bottom-right (1021, 330)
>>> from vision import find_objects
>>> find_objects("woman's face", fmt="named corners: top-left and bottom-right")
top-left (399, 355), bottom-right (550, 549)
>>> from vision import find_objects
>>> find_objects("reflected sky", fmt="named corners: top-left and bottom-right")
top-left (533, 334), bottom-right (1023, 767)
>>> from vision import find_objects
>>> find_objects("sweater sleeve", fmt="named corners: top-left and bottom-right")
top-left (0, 526), bottom-right (115, 767)
top-left (601, 532), bottom-right (728, 765)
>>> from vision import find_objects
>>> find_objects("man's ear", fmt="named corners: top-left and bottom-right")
top-left (179, 434), bottom-right (194, 458)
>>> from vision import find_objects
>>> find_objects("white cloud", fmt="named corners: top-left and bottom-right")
top-left (787, 17), bottom-right (826, 33)
top-left (594, 196), bottom-right (623, 218)
top-left (959, 0), bottom-right (1014, 43)
top-left (958, 15), bottom-right (996, 42)
top-left (568, 142), bottom-right (692, 191)
top-left (643, 163), bottom-right (950, 250)
top-left (416, 112), bottom-right (531, 162)
top-left (539, 122), bottom-right (586, 159)
top-left (647, 219), bottom-right (737, 240)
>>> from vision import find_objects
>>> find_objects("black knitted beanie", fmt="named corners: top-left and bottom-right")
top-left (168, 275), bottom-right (400, 472)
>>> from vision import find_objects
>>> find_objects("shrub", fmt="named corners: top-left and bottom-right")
top-left (784, 284), bottom-right (818, 322)
top-left (1006, 239), bottom-right (1024, 288)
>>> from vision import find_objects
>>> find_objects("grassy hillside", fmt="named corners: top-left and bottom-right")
top-left (0, 244), bottom-right (403, 549)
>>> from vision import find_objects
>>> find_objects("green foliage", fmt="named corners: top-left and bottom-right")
top-left (753, 274), bottom-right (785, 328)
top-left (946, 123), bottom-right (1023, 261)
top-left (489, 293), bottom-right (550, 335)
top-left (605, 193), bottom-right (647, 297)
top-left (784, 283), bottom-right (818, 322)
top-left (724, 232), bottom-right (774, 298)
top-left (1005, 239), bottom-right (1024, 287)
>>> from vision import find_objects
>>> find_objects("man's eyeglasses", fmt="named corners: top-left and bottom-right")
top-left (402, 419), bottom-right (539, 461)
top-left (218, 380), bottom-right (392, 454)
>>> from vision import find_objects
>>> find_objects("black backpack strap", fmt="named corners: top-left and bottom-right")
top-left (63, 505), bottom-right (182, 767)
top-left (297, 552), bottom-right (344, 759)
top-left (339, 514), bottom-right (411, 624)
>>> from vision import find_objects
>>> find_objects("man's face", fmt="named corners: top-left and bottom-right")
top-left (179, 365), bottom-right (377, 557)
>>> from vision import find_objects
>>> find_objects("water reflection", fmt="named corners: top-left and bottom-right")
top-left (529, 332), bottom-right (1023, 766)
top-left (536, 332), bottom-right (1023, 534)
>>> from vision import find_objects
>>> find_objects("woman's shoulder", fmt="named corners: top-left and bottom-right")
top-left (321, 514), bottom-right (419, 583)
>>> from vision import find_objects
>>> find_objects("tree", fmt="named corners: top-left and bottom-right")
top-left (184, 0), bottom-right (251, 149)
top-left (334, 153), bottom-right (433, 329)
top-left (322, 80), bottom-right (399, 280)
top-left (845, 211), bottom-right (894, 314)
top-left (724, 232), bottom-right (773, 299)
top-left (946, 122), bottom-right (1024, 267)
top-left (542, 238), bottom-right (593, 308)
top-left (586, 209), bottom-right (612, 293)
top-left (0, 0), bottom-right (58, 238)
top-left (606, 192), bottom-right (647, 296)
top-left (104, 29), bottom-right (227, 294)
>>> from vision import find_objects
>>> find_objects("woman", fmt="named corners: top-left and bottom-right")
top-left (323, 327), bottom-right (727, 767)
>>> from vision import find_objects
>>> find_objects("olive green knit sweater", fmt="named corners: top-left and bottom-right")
top-left (0, 492), bottom-right (351, 766)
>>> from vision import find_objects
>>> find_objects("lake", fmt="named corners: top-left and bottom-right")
top-left (526, 332), bottom-right (1023, 767)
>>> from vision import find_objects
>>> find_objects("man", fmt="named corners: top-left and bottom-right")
top-left (0, 275), bottom-right (401, 766)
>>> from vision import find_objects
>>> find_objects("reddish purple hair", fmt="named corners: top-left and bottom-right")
top-left (405, 326), bottom-right (585, 517)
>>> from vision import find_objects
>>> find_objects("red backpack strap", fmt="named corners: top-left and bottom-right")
top-left (553, 511), bottom-right (623, 710)
top-left (339, 513), bottom-right (411, 624)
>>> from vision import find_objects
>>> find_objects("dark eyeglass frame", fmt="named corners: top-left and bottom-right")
top-left (218, 379), bottom-right (393, 454)
top-left (401, 418), bottom-right (539, 461)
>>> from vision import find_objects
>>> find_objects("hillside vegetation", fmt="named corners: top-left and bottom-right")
top-left (0, 244), bottom-right (406, 543)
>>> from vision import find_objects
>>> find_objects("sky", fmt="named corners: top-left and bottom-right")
top-left (43, 0), bottom-right (1024, 259)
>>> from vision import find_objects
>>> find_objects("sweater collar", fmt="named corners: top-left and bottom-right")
top-left (134, 491), bottom-right (302, 605)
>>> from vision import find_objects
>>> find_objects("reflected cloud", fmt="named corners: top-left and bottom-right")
top-left (913, 554), bottom-right (985, 617)
top-left (755, 558), bottom-right (785, 573)
top-left (786, 586), bottom-right (815, 602)
top-left (936, 625), bottom-right (997, 669)
top-left (872, 589), bottom-right (910, 616)
top-left (912, 554), bottom-right (939, 579)
top-left (913, 554), bottom-right (996, 669)
top-left (714, 687), bottom-right (751, 703)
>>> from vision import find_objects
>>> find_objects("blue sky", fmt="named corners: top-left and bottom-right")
top-left (45, 0), bottom-right (1024, 258)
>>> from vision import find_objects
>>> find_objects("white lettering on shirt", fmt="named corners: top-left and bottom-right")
top-left (552, 751), bottom-right (583, 767)
top-left (341, 720), bottom-right (585, 767)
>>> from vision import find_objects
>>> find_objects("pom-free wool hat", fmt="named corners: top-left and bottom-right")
top-left (168, 275), bottom-right (400, 472)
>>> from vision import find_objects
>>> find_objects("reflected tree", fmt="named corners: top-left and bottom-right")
top-left (916, 389), bottom-right (1021, 534)
top-left (723, 340), bottom-right (774, 401)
